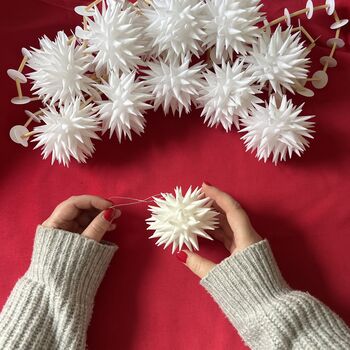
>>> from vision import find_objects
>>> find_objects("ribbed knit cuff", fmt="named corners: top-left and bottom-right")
top-left (26, 225), bottom-right (118, 301)
top-left (200, 240), bottom-right (291, 330)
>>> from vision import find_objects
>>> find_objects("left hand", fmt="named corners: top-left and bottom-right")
top-left (42, 195), bottom-right (121, 242)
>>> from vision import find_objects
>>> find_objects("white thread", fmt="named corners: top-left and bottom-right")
top-left (108, 194), bottom-right (162, 208)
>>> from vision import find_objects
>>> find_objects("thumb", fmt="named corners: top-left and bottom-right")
top-left (177, 250), bottom-right (216, 279)
top-left (82, 208), bottom-right (121, 242)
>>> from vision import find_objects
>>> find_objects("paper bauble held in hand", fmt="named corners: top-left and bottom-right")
top-left (7, 0), bottom-right (348, 166)
top-left (147, 187), bottom-right (219, 253)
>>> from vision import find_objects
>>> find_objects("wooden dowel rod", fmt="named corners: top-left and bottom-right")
top-left (86, 0), bottom-right (102, 10)
top-left (21, 131), bottom-right (36, 139)
top-left (18, 56), bottom-right (27, 72)
top-left (24, 117), bottom-right (33, 128)
top-left (264, 5), bottom-right (327, 29)
top-left (300, 27), bottom-right (315, 44)
top-left (334, 10), bottom-right (340, 22)
top-left (16, 80), bottom-right (23, 98)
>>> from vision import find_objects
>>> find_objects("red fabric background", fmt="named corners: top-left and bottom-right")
top-left (1, 1), bottom-right (350, 349)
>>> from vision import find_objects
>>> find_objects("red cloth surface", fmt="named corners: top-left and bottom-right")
top-left (1, 1), bottom-right (350, 349)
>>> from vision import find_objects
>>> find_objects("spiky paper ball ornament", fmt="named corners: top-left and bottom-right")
top-left (76, 0), bottom-right (144, 73)
top-left (94, 71), bottom-right (152, 141)
top-left (204, 0), bottom-right (264, 59)
top-left (32, 100), bottom-right (100, 166)
top-left (142, 57), bottom-right (205, 116)
top-left (143, 0), bottom-right (207, 61)
top-left (199, 59), bottom-right (261, 131)
top-left (27, 31), bottom-right (94, 106)
top-left (240, 95), bottom-right (314, 164)
top-left (147, 187), bottom-right (219, 253)
top-left (245, 26), bottom-right (310, 95)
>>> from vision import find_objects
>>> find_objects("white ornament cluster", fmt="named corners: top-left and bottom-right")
top-left (147, 186), bottom-right (219, 253)
top-left (8, 0), bottom-right (348, 166)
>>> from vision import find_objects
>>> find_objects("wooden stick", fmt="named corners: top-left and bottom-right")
top-left (86, 0), bottom-right (102, 10)
top-left (18, 56), bottom-right (27, 73)
top-left (334, 10), bottom-right (340, 22)
top-left (264, 4), bottom-right (327, 29)
top-left (83, 17), bottom-right (87, 30)
top-left (21, 131), bottom-right (36, 139)
top-left (24, 117), bottom-right (33, 128)
top-left (15, 80), bottom-right (23, 98)
top-left (323, 11), bottom-right (342, 72)
top-left (291, 26), bottom-right (317, 50)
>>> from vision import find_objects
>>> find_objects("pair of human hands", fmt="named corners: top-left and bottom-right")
top-left (42, 184), bottom-right (262, 278)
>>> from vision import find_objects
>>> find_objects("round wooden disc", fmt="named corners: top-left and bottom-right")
top-left (327, 37), bottom-right (345, 48)
top-left (320, 56), bottom-right (338, 68)
top-left (24, 110), bottom-right (41, 123)
top-left (330, 19), bottom-right (349, 30)
top-left (11, 96), bottom-right (31, 105)
top-left (284, 8), bottom-right (291, 26)
top-left (296, 87), bottom-right (315, 97)
top-left (21, 47), bottom-right (32, 58)
top-left (74, 6), bottom-right (94, 17)
top-left (306, 0), bottom-right (314, 19)
top-left (7, 69), bottom-right (27, 83)
top-left (326, 0), bottom-right (335, 15)
top-left (9, 125), bottom-right (29, 147)
top-left (75, 26), bottom-right (90, 40)
top-left (312, 70), bottom-right (329, 89)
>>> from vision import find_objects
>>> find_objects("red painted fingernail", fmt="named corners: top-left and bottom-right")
top-left (103, 208), bottom-right (115, 222)
top-left (176, 251), bottom-right (188, 263)
top-left (203, 181), bottom-right (212, 186)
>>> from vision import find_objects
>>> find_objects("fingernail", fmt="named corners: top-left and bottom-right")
top-left (103, 208), bottom-right (115, 222)
top-left (114, 209), bottom-right (122, 218)
top-left (176, 251), bottom-right (188, 263)
top-left (203, 181), bottom-right (212, 186)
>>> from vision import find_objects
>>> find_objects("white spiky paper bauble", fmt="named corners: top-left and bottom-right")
top-left (95, 71), bottom-right (152, 141)
top-left (240, 95), bottom-right (314, 164)
top-left (32, 100), bottom-right (100, 166)
top-left (142, 57), bottom-right (205, 116)
top-left (245, 26), bottom-right (310, 95)
top-left (204, 0), bottom-right (264, 59)
top-left (27, 31), bottom-right (94, 106)
top-left (147, 187), bottom-right (219, 253)
top-left (143, 0), bottom-right (207, 60)
top-left (76, 0), bottom-right (144, 73)
top-left (199, 59), bottom-right (261, 131)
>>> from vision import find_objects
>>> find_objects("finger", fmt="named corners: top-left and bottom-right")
top-left (82, 208), bottom-right (121, 242)
top-left (202, 183), bottom-right (242, 215)
top-left (49, 195), bottom-right (113, 223)
top-left (68, 195), bottom-right (113, 211)
top-left (218, 213), bottom-right (234, 238)
top-left (177, 250), bottom-right (216, 278)
top-left (202, 183), bottom-right (253, 239)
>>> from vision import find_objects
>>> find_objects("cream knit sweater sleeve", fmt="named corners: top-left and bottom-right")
top-left (0, 225), bottom-right (117, 350)
top-left (200, 240), bottom-right (350, 349)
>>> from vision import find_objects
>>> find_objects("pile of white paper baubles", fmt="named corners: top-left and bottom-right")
top-left (17, 0), bottom-right (317, 166)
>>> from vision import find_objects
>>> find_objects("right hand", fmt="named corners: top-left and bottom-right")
top-left (42, 195), bottom-right (121, 242)
top-left (178, 183), bottom-right (262, 278)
